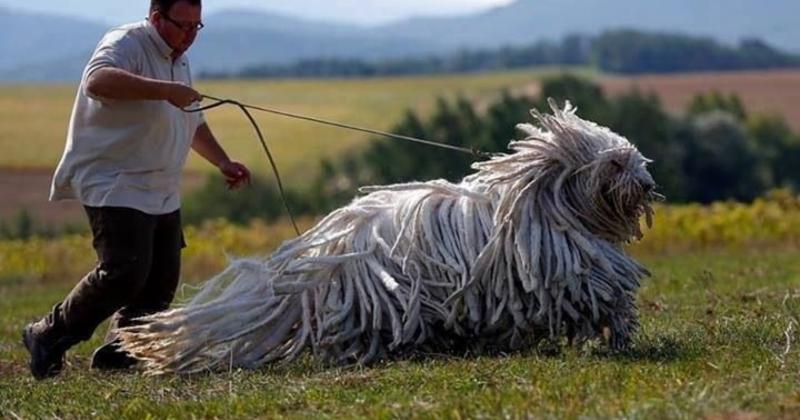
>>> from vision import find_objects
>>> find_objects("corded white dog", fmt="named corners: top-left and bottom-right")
top-left (119, 99), bottom-right (659, 375)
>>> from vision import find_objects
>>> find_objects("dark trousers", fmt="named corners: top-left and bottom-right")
top-left (39, 206), bottom-right (184, 349)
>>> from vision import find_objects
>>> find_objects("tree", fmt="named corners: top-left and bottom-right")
top-left (682, 111), bottom-right (770, 202)
top-left (688, 91), bottom-right (747, 121)
top-left (747, 114), bottom-right (800, 189)
top-left (536, 73), bottom-right (610, 122)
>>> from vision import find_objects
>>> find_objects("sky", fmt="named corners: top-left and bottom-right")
top-left (0, 0), bottom-right (515, 25)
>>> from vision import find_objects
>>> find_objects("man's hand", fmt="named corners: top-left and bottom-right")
top-left (219, 160), bottom-right (252, 190)
top-left (166, 82), bottom-right (202, 108)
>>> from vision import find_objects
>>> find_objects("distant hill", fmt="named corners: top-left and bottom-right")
top-left (0, 8), bottom-right (447, 81)
top-left (0, 7), bottom-right (107, 80)
top-left (380, 0), bottom-right (799, 53)
top-left (220, 30), bottom-right (799, 80)
top-left (207, 9), bottom-right (359, 36)
top-left (0, 0), bottom-right (797, 82)
top-left (191, 9), bottom-right (447, 73)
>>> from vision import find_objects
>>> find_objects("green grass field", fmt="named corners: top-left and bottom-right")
top-left (0, 68), bottom-right (581, 184)
top-left (2, 200), bottom-right (800, 418)
top-left (2, 245), bottom-right (799, 418)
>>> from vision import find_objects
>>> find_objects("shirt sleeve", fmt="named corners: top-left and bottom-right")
top-left (82, 30), bottom-right (144, 98)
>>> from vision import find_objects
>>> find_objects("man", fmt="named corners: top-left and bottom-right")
top-left (22, 0), bottom-right (251, 379)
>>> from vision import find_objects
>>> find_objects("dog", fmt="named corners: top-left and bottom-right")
top-left (119, 99), bottom-right (659, 374)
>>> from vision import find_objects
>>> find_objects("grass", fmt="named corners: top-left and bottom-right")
top-left (0, 68), bottom-right (584, 184)
top-left (1, 245), bottom-right (799, 418)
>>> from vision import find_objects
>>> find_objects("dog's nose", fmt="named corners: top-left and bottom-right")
top-left (641, 181), bottom-right (656, 193)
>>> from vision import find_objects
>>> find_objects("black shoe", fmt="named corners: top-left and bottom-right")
top-left (22, 323), bottom-right (66, 380)
top-left (90, 340), bottom-right (138, 370)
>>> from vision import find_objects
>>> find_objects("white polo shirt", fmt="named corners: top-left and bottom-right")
top-left (50, 20), bottom-right (205, 215)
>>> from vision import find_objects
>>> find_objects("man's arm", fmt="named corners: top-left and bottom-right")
top-left (85, 67), bottom-right (200, 108)
top-left (192, 123), bottom-right (252, 189)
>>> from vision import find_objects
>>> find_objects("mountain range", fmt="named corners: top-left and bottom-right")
top-left (1, 0), bottom-right (797, 82)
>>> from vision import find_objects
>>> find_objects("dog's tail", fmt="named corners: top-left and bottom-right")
top-left (117, 260), bottom-right (312, 375)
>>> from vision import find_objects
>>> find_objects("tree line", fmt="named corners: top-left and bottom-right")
top-left (201, 30), bottom-right (800, 79)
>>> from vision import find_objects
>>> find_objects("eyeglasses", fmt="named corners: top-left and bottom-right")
top-left (161, 13), bottom-right (204, 32)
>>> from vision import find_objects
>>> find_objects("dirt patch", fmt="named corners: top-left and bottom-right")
top-left (0, 168), bottom-right (206, 227)
top-left (598, 69), bottom-right (800, 131)
top-left (0, 359), bottom-right (27, 379)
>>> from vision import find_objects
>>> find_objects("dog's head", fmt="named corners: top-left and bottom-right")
top-left (477, 99), bottom-right (660, 243)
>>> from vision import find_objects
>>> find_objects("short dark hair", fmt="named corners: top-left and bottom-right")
top-left (150, 0), bottom-right (201, 14)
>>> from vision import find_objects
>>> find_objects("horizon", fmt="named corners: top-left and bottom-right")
top-left (0, 0), bottom-right (514, 26)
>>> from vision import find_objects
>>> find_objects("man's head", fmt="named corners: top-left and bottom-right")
top-left (149, 0), bottom-right (203, 57)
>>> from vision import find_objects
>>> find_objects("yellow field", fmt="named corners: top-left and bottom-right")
top-left (0, 69), bottom-right (562, 181)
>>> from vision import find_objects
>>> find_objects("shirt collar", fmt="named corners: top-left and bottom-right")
top-left (144, 19), bottom-right (176, 60)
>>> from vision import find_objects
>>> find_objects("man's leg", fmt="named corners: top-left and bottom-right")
top-left (23, 206), bottom-right (155, 379)
top-left (92, 209), bottom-right (184, 370)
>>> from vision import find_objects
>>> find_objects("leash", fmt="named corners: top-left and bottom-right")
top-left (184, 94), bottom-right (494, 235)
top-left (184, 96), bottom-right (301, 235)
